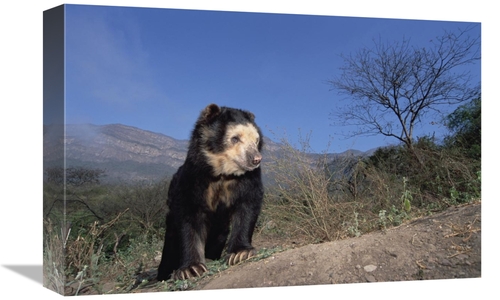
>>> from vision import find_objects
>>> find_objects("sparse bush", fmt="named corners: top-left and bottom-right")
top-left (118, 178), bottom-right (170, 233)
top-left (263, 136), bottom-right (372, 242)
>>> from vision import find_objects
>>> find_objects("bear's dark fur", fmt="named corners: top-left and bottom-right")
top-left (157, 103), bottom-right (264, 281)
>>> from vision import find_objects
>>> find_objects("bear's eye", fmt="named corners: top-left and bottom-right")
top-left (231, 136), bottom-right (240, 144)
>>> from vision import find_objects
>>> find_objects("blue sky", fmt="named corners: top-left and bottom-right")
top-left (63, 4), bottom-right (481, 153)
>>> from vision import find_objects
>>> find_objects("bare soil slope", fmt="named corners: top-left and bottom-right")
top-left (195, 202), bottom-right (481, 290)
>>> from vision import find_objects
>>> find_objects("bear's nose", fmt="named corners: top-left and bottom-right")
top-left (252, 154), bottom-right (262, 166)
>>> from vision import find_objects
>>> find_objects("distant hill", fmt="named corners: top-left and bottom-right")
top-left (43, 123), bottom-right (373, 184)
top-left (44, 124), bottom-right (189, 183)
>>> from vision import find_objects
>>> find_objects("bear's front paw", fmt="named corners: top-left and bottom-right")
top-left (172, 263), bottom-right (208, 280)
top-left (227, 249), bottom-right (257, 266)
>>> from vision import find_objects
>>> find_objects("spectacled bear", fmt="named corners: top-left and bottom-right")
top-left (157, 103), bottom-right (264, 281)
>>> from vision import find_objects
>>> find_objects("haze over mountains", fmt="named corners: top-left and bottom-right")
top-left (43, 124), bottom-right (374, 183)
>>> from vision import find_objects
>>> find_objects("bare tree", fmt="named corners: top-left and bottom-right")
top-left (329, 26), bottom-right (480, 151)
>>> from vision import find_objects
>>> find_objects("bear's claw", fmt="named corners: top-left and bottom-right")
top-left (172, 263), bottom-right (208, 280)
top-left (227, 249), bottom-right (257, 266)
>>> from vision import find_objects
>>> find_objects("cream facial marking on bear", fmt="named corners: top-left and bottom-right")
top-left (203, 123), bottom-right (261, 176)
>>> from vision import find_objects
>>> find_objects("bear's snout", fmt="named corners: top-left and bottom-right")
top-left (251, 153), bottom-right (262, 166)
top-left (245, 147), bottom-right (262, 168)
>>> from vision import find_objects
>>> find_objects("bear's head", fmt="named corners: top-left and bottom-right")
top-left (197, 104), bottom-right (263, 176)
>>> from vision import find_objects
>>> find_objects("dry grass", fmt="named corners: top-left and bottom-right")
top-left (43, 219), bottom-right (66, 295)
top-left (263, 138), bottom-right (377, 242)
top-left (444, 215), bottom-right (481, 259)
top-left (65, 208), bottom-right (129, 276)
top-left (444, 217), bottom-right (481, 240)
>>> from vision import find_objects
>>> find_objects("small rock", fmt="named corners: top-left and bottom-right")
top-left (387, 251), bottom-right (398, 258)
top-left (365, 274), bottom-right (377, 282)
top-left (364, 265), bottom-right (377, 272)
top-left (439, 258), bottom-right (453, 267)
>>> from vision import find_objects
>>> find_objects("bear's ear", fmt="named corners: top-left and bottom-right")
top-left (200, 104), bottom-right (221, 123)
top-left (245, 111), bottom-right (255, 121)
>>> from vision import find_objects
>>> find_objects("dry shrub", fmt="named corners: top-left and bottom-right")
top-left (65, 209), bottom-right (129, 277)
top-left (263, 138), bottom-right (368, 242)
top-left (43, 219), bottom-right (66, 295)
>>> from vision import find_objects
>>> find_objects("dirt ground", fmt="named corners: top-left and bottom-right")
top-left (191, 202), bottom-right (481, 290)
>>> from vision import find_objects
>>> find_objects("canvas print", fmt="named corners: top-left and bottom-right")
top-left (43, 4), bottom-right (481, 296)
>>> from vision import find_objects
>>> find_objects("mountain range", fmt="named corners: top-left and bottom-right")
top-left (43, 123), bottom-right (374, 184)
